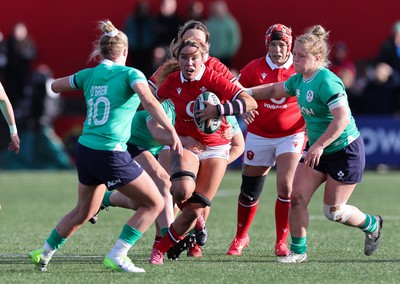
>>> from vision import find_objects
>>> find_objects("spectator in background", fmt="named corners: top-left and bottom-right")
top-left (124, 0), bottom-right (156, 78)
top-left (153, 0), bottom-right (183, 58)
top-left (186, 1), bottom-right (205, 22)
top-left (28, 64), bottom-right (72, 169)
top-left (5, 22), bottom-right (36, 116)
top-left (330, 41), bottom-right (357, 82)
top-left (0, 31), bottom-right (7, 82)
top-left (378, 20), bottom-right (400, 73)
top-left (150, 46), bottom-right (168, 75)
top-left (0, 64), bottom-right (73, 170)
top-left (330, 41), bottom-right (360, 114)
top-left (206, 0), bottom-right (241, 68)
top-left (362, 62), bottom-right (400, 115)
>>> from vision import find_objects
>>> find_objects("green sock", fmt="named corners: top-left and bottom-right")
top-left (290, 236), bottom-right (307, 254)
top-left (46, 229), bottom-right (67, 250)
top-left (160, 227), bottom-right (169, 237)
top-left (359, 214), bottom-right (377, 234)
top-left (102, 191), bottom-right (113, 207)
top-left (119, 224), bottom-right (142, 246)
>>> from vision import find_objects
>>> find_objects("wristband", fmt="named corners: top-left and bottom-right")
top-left (9, 124), bottom-right (17, 134)
top-left (216, 97), bottom-right (247, 116)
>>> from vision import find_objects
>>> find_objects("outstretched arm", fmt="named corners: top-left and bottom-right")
top-left (51, 76), bottom-right (74, 93)
top-left (248, 81), bottom-right (288, 100)
top-left (0, 83), bottom-right (20, 154)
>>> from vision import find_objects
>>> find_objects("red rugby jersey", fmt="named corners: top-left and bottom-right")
top-left (239, 55), bottom-right (305, 138)
top-left (156, 65), bottom-right (243, 146)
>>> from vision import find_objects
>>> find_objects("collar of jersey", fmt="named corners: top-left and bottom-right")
top-left (303, 67), bottom-right (323, 83)
top-left (266, 53), bottom-right (293, 70)
top-left (101, 59), bottom-right (124, 66)
top-left (180, 64), bottom-right (206, 83)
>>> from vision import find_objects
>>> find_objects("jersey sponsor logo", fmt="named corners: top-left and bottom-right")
top-left (246, 150), bottom-right (254, 160)
top-left (300, 107), bottom-right (315, 116)
top-left (306, 90), bottom-right (314, 102)
top-left (177, 88), bottom-right (182, 95)
top-left (261, 73), bottom-right (267, 79)
top-left (185, 100), bottom-right (196, 119)
top-left (107, 178), bottom-right (122, 188)
top-left (263, 102), bottom-right (288, 109)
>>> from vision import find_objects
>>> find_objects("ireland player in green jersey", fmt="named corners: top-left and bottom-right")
top-left (28, 20), bottom-right (182, 273)
top-left (249, 25), bottom-right (383, 263)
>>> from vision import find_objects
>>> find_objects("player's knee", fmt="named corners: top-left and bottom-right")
top-left (323, 203), bottom-right (352, 223)
top-left (170, 171), bottom-right (196, 202)
top-left (240, 175), bottom-right (266, 203)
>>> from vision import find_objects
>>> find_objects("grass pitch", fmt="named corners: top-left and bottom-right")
top-left (0, 170), bottom-right (399, 283)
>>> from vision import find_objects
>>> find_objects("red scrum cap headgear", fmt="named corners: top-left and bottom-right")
top-left (265, 24), bottom-right (292, 53)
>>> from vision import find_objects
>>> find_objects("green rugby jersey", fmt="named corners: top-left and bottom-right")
top-left (128, 99), bottom-right (175, 156)
top-left (70, 60), bottom-right (147, 151)
top-left (284, 67), bottom-right (359, 154)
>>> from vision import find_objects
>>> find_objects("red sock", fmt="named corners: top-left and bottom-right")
top-left (155, 225), bottom-right (184, 254)
top-left (236, 196), bottom-right (258, 239)
top-left (275, 196), bottom-right (290, 244)
top-left (152, 236), bottom-right (162, 248)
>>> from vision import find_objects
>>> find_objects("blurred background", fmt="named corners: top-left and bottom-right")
top-left (0, 0), bottom-right (399, 170)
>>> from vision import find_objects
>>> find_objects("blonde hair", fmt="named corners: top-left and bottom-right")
top-left (89, 20), bottom-right (128, 62)
top-left (296, 25), bottom-right (331, 67)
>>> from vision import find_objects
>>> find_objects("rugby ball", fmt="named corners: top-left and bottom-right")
top-left (194, 91), bottom-right (222, 134)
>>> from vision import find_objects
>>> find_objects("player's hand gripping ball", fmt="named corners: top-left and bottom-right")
top-left (194, 91), bottom-right (222, 134)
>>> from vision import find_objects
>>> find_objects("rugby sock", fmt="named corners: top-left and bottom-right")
top-left (119, 224), bottom-right (142, 245)
top-left (155, 225), bottom-right (184, 254)
top-left (109, 225), bottom-right (142, 259)
top-left (290, 236), bottom-right (307, 254)
top-left (45, 229), bottom-right (67, 251)
top-left (152, 236), bottom-right (162, 248)
top-left (359, 214), bottom-right (377, 234)
top-left (275, 196), bottom-right (290, 244)
top-left (102, 191), bottom-right (113, 207)
top-left (236, 195), bottom-right (259, 239)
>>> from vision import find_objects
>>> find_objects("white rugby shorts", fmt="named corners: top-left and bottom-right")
top-left (244, 132), bottom-right (305, 167)
top-left (188, 144), bottom-right (231, 162)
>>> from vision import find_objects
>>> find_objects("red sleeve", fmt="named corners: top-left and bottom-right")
top-left (208, 69), bottom-right (242, 102)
